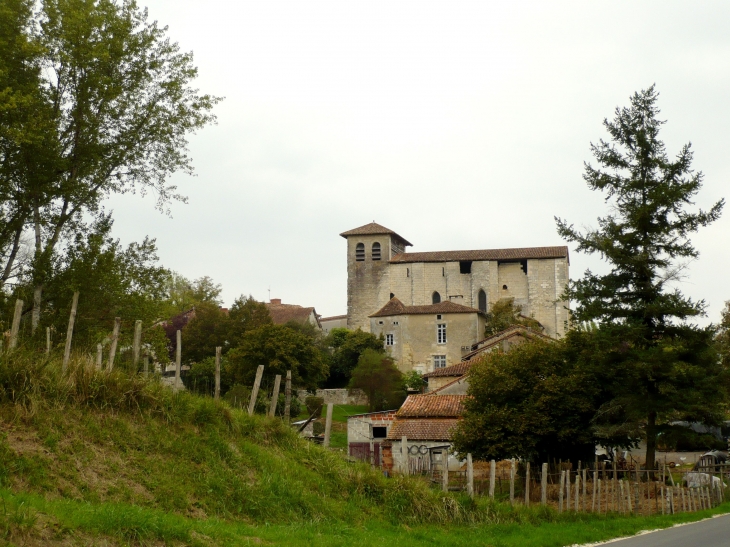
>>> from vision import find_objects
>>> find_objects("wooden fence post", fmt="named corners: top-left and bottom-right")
top-left (582, 468), bottom-right (587, 512)
top-left (247, 364), bottom-right (264, 415)
top-left (269, 374), bottom-right (282, 417)
top-left (132, 320), bottom-right (142, 370)
top-left (63, 292), bottom-right (79, 371)
top-left (619, 480), bottom-right (625, 513)
top-left (9, 299), bottom-right (23, 350)
top-left (566, 470), bottom-right (571, 511)
top-left (46, 327), bottom-right (51, 355)
top-left (509, 459), bottom-right (515, 505)
top-left (575, 471), bottom-right (580, 511)
top-left (524, 462), bottom-right (530, 506)
top-left (323, 402), bottom-right (333, 447)
top-left (401, 436), bottom-right (409, 475)
top-left (442, 448), bottom-right (449, 492)
top-left (489, 460), bottom-right (496, 499)
top-left (107, 317), bottom-right (121, 372)
top-left (597, 478), bottom-right (602, 513)
top-left (143, 352), bottom-right (149, 376)
top-left (592, 471), bottom-right (597, 512)
top-left (214, 346), bottom-right (221, 400)
top-left (284, 370), bottom-right (292, 423)
top-left (541, 463), bottom-right (548, 506)
top-left (96, 344), bottom-right (103, 369)
top-left (467, 454), bottom-right (474, 498)
top-left (174, 329), bottom-right (182, 389)
top-left (558, 470), bottom-right (565, 512)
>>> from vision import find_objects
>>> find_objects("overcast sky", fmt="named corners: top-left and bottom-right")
top-left (107, 0), bottom-right (729, 324)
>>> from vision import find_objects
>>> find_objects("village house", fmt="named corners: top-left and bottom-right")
top-left (346, 410), bottom-right (398, 465)
top-left (265, 298), bottom-right (322, 330)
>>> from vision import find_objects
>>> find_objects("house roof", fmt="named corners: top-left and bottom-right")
top-left (396, 394), bottom-right (468, 418)
top-left (369, 297), bottom-right (482, 318)
top-left (387, 418), bottom-right (460, 441)
top-left (319, 314), bottom-right (347, 322)
top-left (390, 246), bottom-right (569, 264)
top-left (460, 324), bottom-right (553, 361)
top-left (340, 222), bottom-right (413, 247)
top-left (423, 360), bottom-right (474, 379)
top-left (266, 301), bottom-right (320, 327)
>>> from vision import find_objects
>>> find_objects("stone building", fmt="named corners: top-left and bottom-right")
top-left (340, 222), bottom-right (570, 342)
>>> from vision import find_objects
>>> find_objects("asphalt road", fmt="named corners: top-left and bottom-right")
top-left (597, 514), bottom-right (730, 546)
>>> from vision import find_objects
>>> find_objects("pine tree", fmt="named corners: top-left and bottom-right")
top-left (556, 86), bottom-right (727, 471)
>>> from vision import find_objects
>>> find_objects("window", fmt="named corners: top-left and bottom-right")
top-left (378, 320), bottom-right (384, 325)
top-left (372, 426), bottom-right (387, 439)
top-left (459, 260), bottom-right (472, 274)
top-left (502, 284), bottom-right (508, 290)
top-left (442, 267), bottom-right (445, 277)
top-left (355, 243), bottom-right (365, 261)
top-left (478, 289), bottom-right (487, 312)
top-left (393, 321), bottom-right (399, 325)
top-left (432, 291), bottom-right (441, 304)
top-left (385, 333), bottom-right (394, 346)
top-left (406, 268), bottom-right (409, 277)
top-left (372, 242), bottom-right (381, 260)
top-left (437, 324), bottom-right (446, 344)
top-left (436, 314), bottom-right (442, 320)
top-left (433, 355), bottom-right (447, 369)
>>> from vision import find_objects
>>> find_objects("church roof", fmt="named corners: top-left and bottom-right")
top-left (390, 246), bottom-right (569, 263)
top-left (340, 222), bottom-right (413, 247)
top-left (369, 297), bottom-right (482, 318)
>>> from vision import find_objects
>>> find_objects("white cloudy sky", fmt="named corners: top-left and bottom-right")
top-left (108, 0), bottom-right (729, 323)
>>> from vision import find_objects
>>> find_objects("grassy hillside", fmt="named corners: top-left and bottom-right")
top-left (0, 351), bottom-right (727, 546)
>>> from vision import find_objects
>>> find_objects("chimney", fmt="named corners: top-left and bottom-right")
top-left (270, 298), bottom-right (281, 305)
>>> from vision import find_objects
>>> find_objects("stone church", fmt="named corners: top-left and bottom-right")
top-left (340, 222), bottom-right (570, 374)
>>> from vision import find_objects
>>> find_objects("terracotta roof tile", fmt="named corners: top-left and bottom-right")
top-left (339, 222), bottom-right (413, 247)
top-left (390, 246), bottom-right (569, 263)
top-left (387, 418), bottom-right (460, 441)
top-left (370, 298), bottom-right (481, 318)
top-left (423, 360), bottom-right (474, 378)
top-left (397, 394), bottom-right (468, 418)
top-left (460, 325), bottom-right (554, 361)
top-left (319, 314), bottom-right (347, 322)
top-left (266, 303), bottom-right (319, 327)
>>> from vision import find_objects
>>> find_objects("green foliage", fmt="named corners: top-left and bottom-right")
top-left (162, 274), bottom-right (223, 317)
top-left (403, 370), bottom-right (426, 392)
top-left (226, 295), bottom-right (272, 348)
top-left (717, 301), bottom-right (730, 368)
top-left (312, 421), bottom-right (325, 436)
top-left (349, 349), bottom-right (405, 412)
top-left (484, 298), bottom-right (543, 336)
top-left (555, 87), bottom-right (728, 470)
top-left (180, 303), bottom-right (229, 364)
top-left (325, 328), bottom-right (385, 388)
top-left (227, 324), bottom-right (329, 391)
top-left (304, 396), bottom-right (324, 417)
top-left (276, 392), bottom-right (301, 418)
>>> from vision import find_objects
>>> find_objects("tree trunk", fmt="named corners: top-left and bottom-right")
top-left (31, 207), bottom-right (43, 334)
top-left (645, 411), bottom-right (657, 475)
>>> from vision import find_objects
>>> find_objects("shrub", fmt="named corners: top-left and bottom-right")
top-left (304, 396), bottom-right (324, 417)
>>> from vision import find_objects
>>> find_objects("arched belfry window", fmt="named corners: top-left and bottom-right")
top-left (432, 291), bottom-right (441, 304)
top-left (372, 242), bottom-right (381, 261)
top-left (478, 289), bottom-right (487, 312)
top-left (355, 243), bottom-right (365, 261)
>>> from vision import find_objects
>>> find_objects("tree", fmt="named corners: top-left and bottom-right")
top-left (324, 328), bottom-right (385, 388)
top-left (717, 301), bottom-right (730, 368)
top-left (226, 295), bottom-right (272, 347)
top-left (0, 0), bottom-right (220, 331)
top-left (349, 349), bottom-right (405, 412)
top-left (226, 324), bottom-right (328, 391)
top-left (484, 297), bottom-right (543, 337)
top-left (180, 302), bottom-right (229, 364)
top-left (555, 86), bottom-right (727, 471)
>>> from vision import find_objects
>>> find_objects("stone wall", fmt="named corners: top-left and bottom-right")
top-left (296, 388), bottom-right (368, 406)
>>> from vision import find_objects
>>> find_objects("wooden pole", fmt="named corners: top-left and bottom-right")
top-left (107, 316), bottom-right (121, 372)
top-left (559, 470), bottom-right (565, 512)
top-left (582, 469), bottom-right (587, 512)
top-left (566, 470), bottom-right (571, 511)
top-left (489, 460), bottom-right (496, 499)
top-left (45, 327), bottom-right (51, 355)
top-left (143, 352), bottom-right (149, 376)
top-left (619, 480), bottom-right (625, 513)
top-left (269, 374), bottom-right (282, 417)
top-left (247, 364), bottom-right (264, 415)
top-left (467, 454), bottom-right (474, 498)
top-left (442, 448), bottom-right (449, 492)
top-left (132, 320), bottom-right (142, 370)
top-left (323, 402), bottom-right (333, 447)
top-left (96, 344), bottom-right (103, 369)
top-left (401, 436), bottom-right (409, 475)
top-left (541, 463), bottom-right (548, 506)
top-left (63, 292), bottom-right (79, 371)
top-left (524, 462), bottom-right (530, 506)
top-left (214, 346), bottom-right (221, 400)
top-left (284, 370), bottom-right (292, 423)
top-left (509, 459), bottom-right (515, 505)
top-left (9, 299), bottom-right (23, 350)
top-left (592, 471), bottom-right (597, 512)
top-left (174, 329), bottom-right (182, 389)
top-left (575, 471), bottom-right (580, 511)
top-left (597, 478), bottom-right (602, 513)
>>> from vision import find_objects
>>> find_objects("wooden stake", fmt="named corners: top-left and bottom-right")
top-left (489, 460), bottom-right (496, 500)
top-left (132, 320), bottom-right (142, 370)
top-left (559, 470), bottom-right (565, 512)
top-left (46, 327), bottom-right (51, 355)
top-left (247, 364), bottom-right (264, 415)
top-left (323, 402), bottom-right (333, 447)
top-left (619, 480), bottom-right (625, 513)
top-left (284, 370), bottom-right (292, 423)
top-left (566, 470), bottom-right (571, 511)
top-left (592, 471), bottom-right (597, 512)
top-left (9, 299), bottom-right (23, 350)
top-left (402, 436), bottom-right (409, 475)
top-left (214, 346), bottom-right (221, 400)
top-left (597, 478), bottom-right (602, 513)
top-left (143, 352), bottom-right (149, 376)
top-left (524, 462), bottom-right (530, 506)
top-left (509, 459), bottom-right (515, 505)
top-left (575, 471), bottom-right (580, 511)
top-left (63, 292), bottom-right (79, 371)
top-left (107, 317), bottom-right (121, 372)
top-left (582, 469), bottom-right (587, 512)
top-left (467, 454), bottom-right (474, 498)
top-left (269, 374), bottom-right (282, 417)
top-left (627, 481), bottom-right (633, 513)
top-left (174, 329), bottom-right (182, 389)
top-left (541, 463), bottom-right (548, 506)
top-left (442, 448), bottom-right (449, 492)
top-left (96, 344), bottom-right (103, 369)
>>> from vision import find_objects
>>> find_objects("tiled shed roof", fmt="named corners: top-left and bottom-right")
top-left (340, 222), bottom-right (413, 247)
top-left (370, 298), bottom-right (482, 318)
top-left (396, 394), bottom-right (468, 418)
top-left (390, 246), bottom-right (569, 263)
top-left (423, 360), bottom-right (474, 379)
top-left (387, 418), bottom-right (459, 441)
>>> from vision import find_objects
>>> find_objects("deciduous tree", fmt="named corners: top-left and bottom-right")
top-left (349, 349), bottom-right (405, 412)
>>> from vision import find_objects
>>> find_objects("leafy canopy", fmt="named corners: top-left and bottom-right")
top-left (349, 349), bottom-right (405, 412)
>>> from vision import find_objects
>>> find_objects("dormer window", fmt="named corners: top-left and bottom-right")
top-left (372, 242), bottom-right (381, 261)
top-left (355, 243), bottom-right (365, 261)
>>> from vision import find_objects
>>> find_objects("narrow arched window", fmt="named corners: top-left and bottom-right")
top-left (372, 242), bottom-right (381, 261)
top-left (478, 289), bottom-right (487, 312)
top-left (355, 243), bottom-right (365, 261)
top-left (432, 291), bottom-right (441, 304)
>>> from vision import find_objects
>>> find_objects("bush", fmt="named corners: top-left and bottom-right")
top-left (275, 392), bottom-right (301, 418)
top-left (223, 384), bottom-right (267, 414)
top-left (313, 421), bottom-right (325, 436)
top-left (304, 396), bottom-right (324, 418)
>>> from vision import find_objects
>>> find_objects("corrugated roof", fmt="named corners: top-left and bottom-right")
top-left (387, 418), bottom-right (459, 441)
top-left (339, 222), bottom-right (413, 247)
top-left (390, 246), bottom-right (569, 263)
top-left (369, 298), bottom-right (482, 318)
top-left (397, 394), bottom-right (468, 418)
